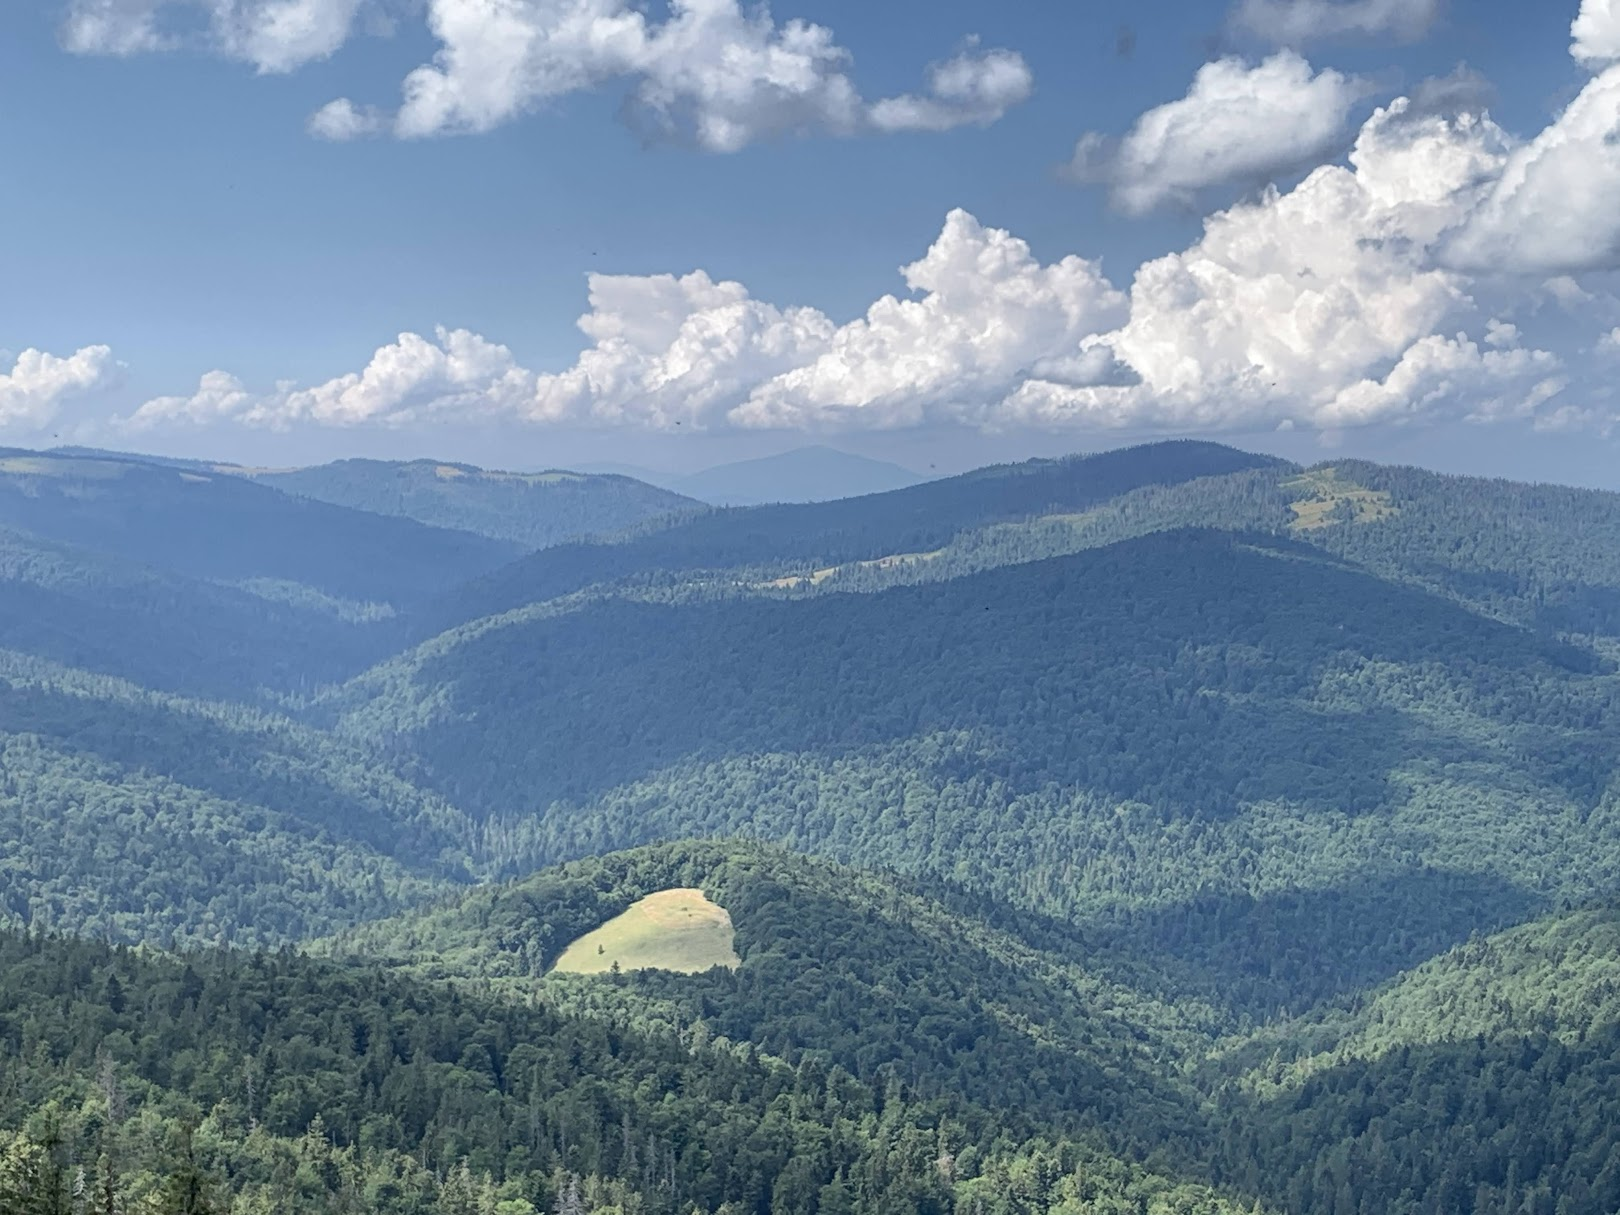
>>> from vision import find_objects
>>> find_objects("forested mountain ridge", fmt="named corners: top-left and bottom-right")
top-left (1290, 461), bottom-right (1620, 643)
top-left (0, 449), bottom-right (532, 698)
top-left (428, 440), bottom-right (1285, 633)
top-left (241, 457), bottom-right (698, 549)
top-left (322, 527), bottom-right (1620, 1023)
top-left (1198, 895), bottom-right (1620, 1215)
top-left (1228, 893), bottom-right (1620, 1089)
top-left (400, 442), bottom-right (1620, 681)
top-left (0, 524), bottom-right (393, 696)
top-left (0, 450), bottom-right (520, 609)
top-left (805, 458), bottom-right (1620, 647)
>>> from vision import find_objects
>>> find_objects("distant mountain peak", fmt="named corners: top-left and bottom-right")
top-left (671, 445), bottom-right (927, 506)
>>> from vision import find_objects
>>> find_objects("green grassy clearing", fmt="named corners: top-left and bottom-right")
top-left (552, 887), bottom-right (740, 975)
top-left (1284, 467), bottom-right (1398, 530)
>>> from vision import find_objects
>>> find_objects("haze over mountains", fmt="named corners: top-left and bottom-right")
top-left (2, 438), bottom-right (1620, 1214)
top-left (578, 445), bottom-right (928, 505)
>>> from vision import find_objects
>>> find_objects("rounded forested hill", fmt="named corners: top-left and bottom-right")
top-left (248, 457), bottom-right (698, 549)
top-left (0, 450), bottom-right (520, 608)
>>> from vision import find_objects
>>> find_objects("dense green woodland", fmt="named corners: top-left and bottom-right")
top-left (2, 440), bottom-right (1620, 1212)
top-left (0, 922), bottom-right (1251, 1215)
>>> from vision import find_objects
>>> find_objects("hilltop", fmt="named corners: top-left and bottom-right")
top-left (239, 456), bottom-right (697, 549)
top-left (668, 446), bottom-right (928, 505)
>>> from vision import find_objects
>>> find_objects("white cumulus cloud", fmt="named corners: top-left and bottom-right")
top-left (316, 0), bottom-right (1029, 149)
top-left (868, 46), bottom-right (1034, 134)
top-left (1012, 99), bottom-right (1556, 431)
top-left (0, 346), bottom-right (121, 433)
top-left (307, 97), bottom-right (386, 140)
top-left (529, 271), bottom-right (836, 427)
top-left (61, 0), bottom-right (364, 73)
top-left (1574, 0), bottom-right (1620, 67)
top-left (1067, 52), bottom-right (1365, 215)
top-left (1231, 0), bottom-right (1441, 45)
top-left (1443, 66), bottom-right (1620, 276)
top-left (732, 210), bottom-right (1128, 429)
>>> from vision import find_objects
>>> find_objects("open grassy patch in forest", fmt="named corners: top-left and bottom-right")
top-left (0, 456), bottom-right (128, 480)
top-left (1284, 467), bottom-right (1397, 531)
top-left (552, 888), bottom-right (740, 975)
top-left (760, 548), bottom-right (944, 590)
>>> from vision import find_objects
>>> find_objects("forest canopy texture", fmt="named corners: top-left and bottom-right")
top-left (2, 442), bottom-right (1619, 1214)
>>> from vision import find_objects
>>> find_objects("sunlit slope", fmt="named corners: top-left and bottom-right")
top-left (1204, 897), bottom-right (1620, 1215)
top-left (552, 887), bottom-right (739, 974)
top-left (0, 651), bottom-right (480, 945)
top-left (1233, 895), bottom-right (1620, 1090)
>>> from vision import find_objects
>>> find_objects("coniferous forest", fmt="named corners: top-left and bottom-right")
top-left (4, 442), bottom-right (1620, 1213)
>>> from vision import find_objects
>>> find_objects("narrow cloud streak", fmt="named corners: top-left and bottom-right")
top-left (1231, 0), bottom-right (1442, 45)
top-left (0, 346), bottom-right (121, 433)
top-left (1066, 52), bottom-right (1365, 215)
top-left (60, 0), bottom-right (169, 55)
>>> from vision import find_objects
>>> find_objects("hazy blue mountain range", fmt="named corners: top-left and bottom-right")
top-left (238, 457), bottom-right (699, 548)
top-left (579, 445), bottom-right (928, 505)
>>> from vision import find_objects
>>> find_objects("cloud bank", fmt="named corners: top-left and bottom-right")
top-left (125, 79), bottom-right (1620, 439)
top-left (61, 4), bottom-right (1620, 441)
top-left (1231, 0), bottom-right (1442, 46)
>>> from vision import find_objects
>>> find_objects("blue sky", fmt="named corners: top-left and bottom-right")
top-left (3, 0), bottom-right (1620, 483)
